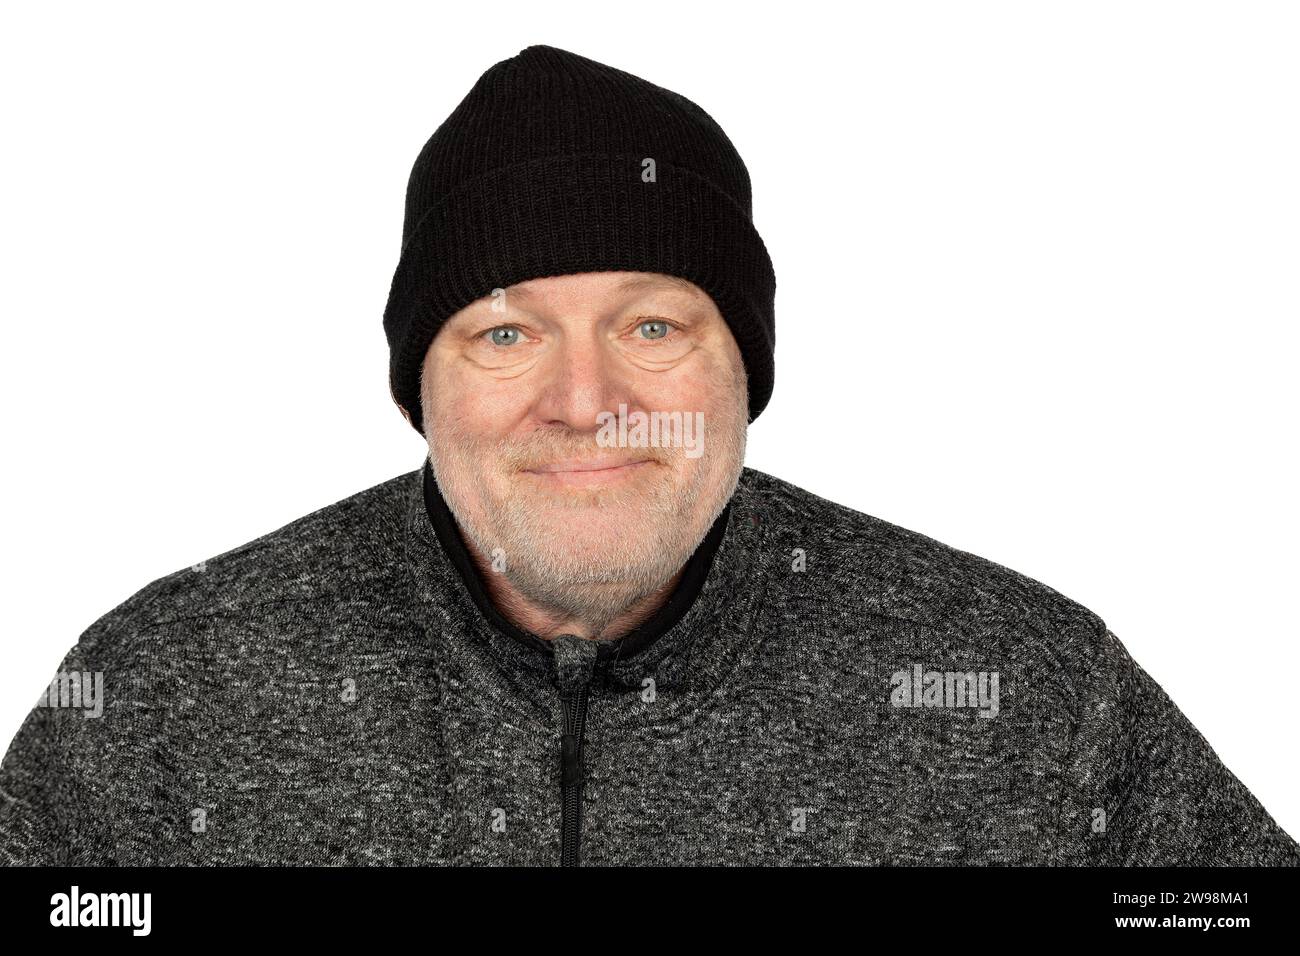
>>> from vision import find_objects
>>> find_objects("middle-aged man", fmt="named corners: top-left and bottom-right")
top-left (1, 44), bottom-right (1296, 867)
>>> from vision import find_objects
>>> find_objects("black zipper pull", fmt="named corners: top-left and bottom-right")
top-left (552, 634), bottom-right (598, 867)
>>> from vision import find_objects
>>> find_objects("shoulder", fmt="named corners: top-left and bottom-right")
top-left (736, 466), bottom-right (1120, 712)
top-left (67, 468), bottom-right (421, 667)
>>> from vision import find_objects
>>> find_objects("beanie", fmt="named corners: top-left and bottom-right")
top-left (381, 44), bottom-right (776, 437)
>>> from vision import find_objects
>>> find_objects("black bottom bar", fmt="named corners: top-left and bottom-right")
top-left (2, 865), bottom-right (1290, 943)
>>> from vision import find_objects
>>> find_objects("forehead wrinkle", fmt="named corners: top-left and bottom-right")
top-left (614, 274), bottom-right (699, 295)
top-left (501, 273), bottom-right (698, 302)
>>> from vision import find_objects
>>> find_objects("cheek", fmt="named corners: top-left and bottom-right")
top-left (428, 386), bottom-right (534, 448)
top-left (424, 350), bottom-right (527, 436)
top-left (432, 395), bottom-right (494, 438)
top-left (645, 347), bottom-right (743, 416)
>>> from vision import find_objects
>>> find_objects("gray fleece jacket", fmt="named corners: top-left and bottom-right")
top-left (1, 463), bottom-right (1295, 866)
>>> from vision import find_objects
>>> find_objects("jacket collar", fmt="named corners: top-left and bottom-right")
top-left (401, 458), bottom-right (771, 719)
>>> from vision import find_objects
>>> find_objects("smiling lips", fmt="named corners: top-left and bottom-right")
top-left (522, 456), bottom-right (655, 487)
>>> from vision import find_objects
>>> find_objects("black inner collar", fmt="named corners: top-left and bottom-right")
top-left (421, 459), bottom-right (731, 662)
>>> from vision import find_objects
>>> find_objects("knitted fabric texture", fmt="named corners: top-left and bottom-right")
top-left (381, 44), bottom-right (777, 436)
top-left (1, 465), bottom-right (1296, 865)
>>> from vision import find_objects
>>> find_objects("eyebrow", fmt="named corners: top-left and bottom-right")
top-left (504, 274), bottom-right (698, 299)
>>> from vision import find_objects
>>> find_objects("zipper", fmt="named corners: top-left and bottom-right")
top-left (552, 633), bottom-right (598, 867)
top-left (559, 682), bottom-right (591, 867)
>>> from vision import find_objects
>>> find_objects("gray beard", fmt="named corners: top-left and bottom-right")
top-left (434, 455), bottom-right (739, 635)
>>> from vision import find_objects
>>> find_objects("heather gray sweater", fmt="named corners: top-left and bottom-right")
top-left (1, 464), bottom-right (1295, 865)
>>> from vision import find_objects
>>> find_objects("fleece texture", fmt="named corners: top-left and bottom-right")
top-left (1, 464), bottom-right (1295, 865)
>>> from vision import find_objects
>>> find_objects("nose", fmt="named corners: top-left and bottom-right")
top-left (530, 325), bottom-right (634, 432)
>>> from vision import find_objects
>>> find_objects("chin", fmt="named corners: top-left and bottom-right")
top-left (534, 512), bottom-right (655, 552)
top-left (510, 552), bottom-right (679, 603)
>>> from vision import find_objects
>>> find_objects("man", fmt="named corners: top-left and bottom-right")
top-left (1, 44), bottom-right (1295, 867)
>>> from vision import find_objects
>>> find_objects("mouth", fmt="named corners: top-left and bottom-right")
top-left (521, 457), bottom-right (656, 487)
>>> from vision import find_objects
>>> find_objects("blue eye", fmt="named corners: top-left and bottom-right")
top-left (488, 326), bottom-right (521, 346)
top-left (638, 320), bottom-right (670, 340)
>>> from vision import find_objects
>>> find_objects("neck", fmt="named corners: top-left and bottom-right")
top-left (463, 542), bottom-right (685, 641)
top-left (421, 459), bottom-right (731, 657)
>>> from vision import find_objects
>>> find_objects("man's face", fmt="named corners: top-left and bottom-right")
top-left (420, 270), bottom-right (748, 631)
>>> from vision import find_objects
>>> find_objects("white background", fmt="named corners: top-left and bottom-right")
top-left (2, 2), bottom-right (1297, 839)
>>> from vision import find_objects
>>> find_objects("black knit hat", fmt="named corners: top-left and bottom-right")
top-left (382, 44), bottom-right (776, 437)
